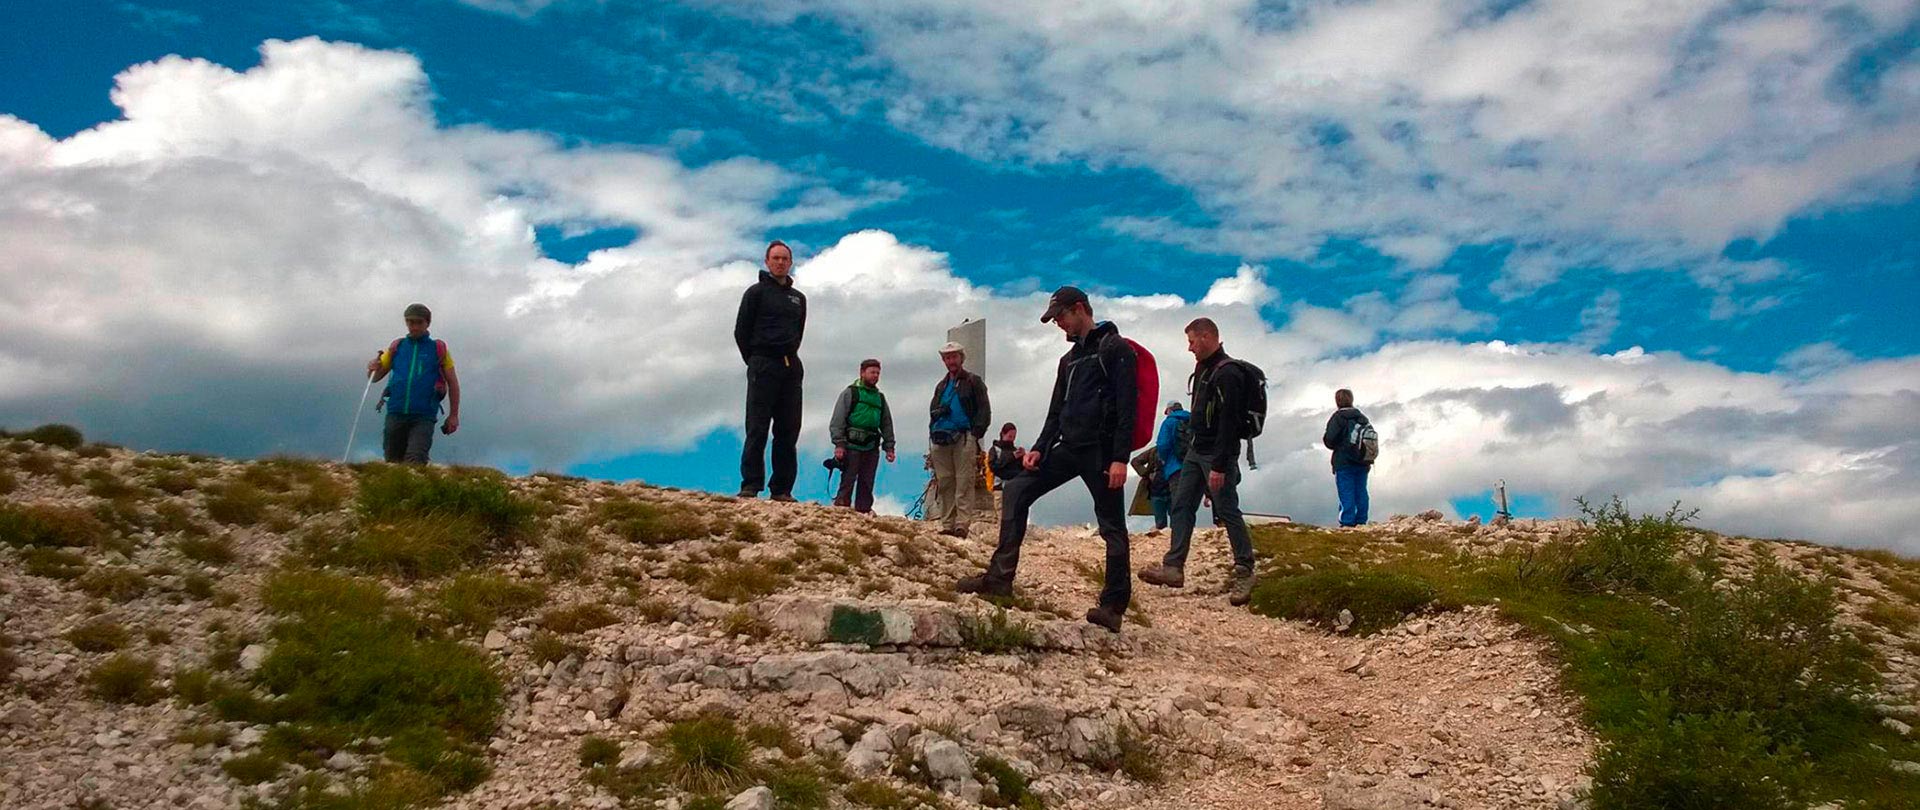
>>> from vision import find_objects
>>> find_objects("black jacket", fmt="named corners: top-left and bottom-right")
top-left (1032, 321), bottom-right (1137, 465)
top-left (1323, 407), bottom-right (1372, 471)
top-left (733, 271), bottom-right (807, 362)
top-left (928, 370), bottom-right (992, 440)
top-left (1188, 347), bottom-right (1250, 469)
top-left (988, 440), bottom-right (1023, 487)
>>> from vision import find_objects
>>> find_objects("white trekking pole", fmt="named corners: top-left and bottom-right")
top-left (342, 358), bottom-right (379, 463)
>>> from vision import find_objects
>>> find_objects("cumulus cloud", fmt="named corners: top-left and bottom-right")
top-left (667, 0), bottom-right (1920, 290)
top-left (3, 38), bottom-right (1918, 553)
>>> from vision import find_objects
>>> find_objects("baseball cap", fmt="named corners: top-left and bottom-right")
top-left (1039, 286), bottom-right (1089, 323)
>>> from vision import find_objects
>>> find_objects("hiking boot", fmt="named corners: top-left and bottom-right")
top-left (770, 493), bottom-right (798, 503)
top-left (1085, 606), bottom-right (1124, 633)
top-left (940, 525), bottom-right (969, 539)
top-left (736, 489), bottom-right (758, 499)
top-left (954, 574), bottom-right (1013, 598)
top-left (1228, 568), bottom-right (1257, 607)
top-left (1137, 564), bottom-right (1185, 588)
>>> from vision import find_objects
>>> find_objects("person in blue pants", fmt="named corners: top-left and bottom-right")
top-left (1323, 388), bottom-right (1372, 526)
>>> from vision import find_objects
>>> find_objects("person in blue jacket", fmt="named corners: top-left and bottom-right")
top-left (1153, 401), bottom-right (1190, 529)
top-left (364, 303), bottom-right (461, 464)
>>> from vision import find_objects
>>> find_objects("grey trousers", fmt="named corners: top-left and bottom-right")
top-left (1164, 450), bottom-right (1255, 572)
top-left (383, 413), bottom-right (435, 464)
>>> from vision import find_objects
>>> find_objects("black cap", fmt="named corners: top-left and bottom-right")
top-left (1040, 286), bottom-right (1088, 323)
top-left (403, 303), bottom-right (431, 323)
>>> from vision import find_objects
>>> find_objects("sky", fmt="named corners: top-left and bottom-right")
top-left (2, 0), bottom-right (1917, 550)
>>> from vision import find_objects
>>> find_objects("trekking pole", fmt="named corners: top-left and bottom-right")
top-left (342, 361), bottom-right (378, 464)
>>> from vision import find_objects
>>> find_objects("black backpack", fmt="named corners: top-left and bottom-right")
top-left (1192, 359), bottom-right (1269, 468)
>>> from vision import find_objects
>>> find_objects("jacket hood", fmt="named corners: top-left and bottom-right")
top-left (1335, 407), bottom-right (1368, 422)
top-left (758, 269), bottom-right (793, 287)
top-left (1072, 320), bottom-right (1119, 347)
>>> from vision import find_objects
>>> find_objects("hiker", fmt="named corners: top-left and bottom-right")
top-left (1324, 388), bottom-right (1374, 526)
top-left (734, 240), bottom-right (807, 502)
top-left (1142, 400), bottom-right (1190, 533)
top-left (1139, 318), bottom-right (1258, 606)
top-left (363, 303), bottom-right (460, 465)
top-left (928, 342), bottom-right (992, 537)
top-left (828, 359), bottom-right (897, 513)
top-left (1128, 445), bottom-right (1173, 534)
top-left (988, 422), bottom-right (1024, 491)
top-left (957, 286), bottom-right (1136, 633)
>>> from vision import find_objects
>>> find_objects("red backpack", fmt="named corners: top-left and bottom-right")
top-left (1116, 337), bottom-right (1159, 451)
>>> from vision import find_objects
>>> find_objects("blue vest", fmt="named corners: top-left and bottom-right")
top-left (385, 334), bottom-right (443, 416)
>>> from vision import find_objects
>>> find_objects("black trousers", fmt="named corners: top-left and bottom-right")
top-left (741, 354), bottom-right (803, 496)
top-left (832, 447), bottom-right (881, 513)
top-left (985, 443), bottom-right (1131, 612)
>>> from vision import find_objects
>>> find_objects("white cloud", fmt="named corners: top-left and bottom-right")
top-left (3, 38), bottom-right (1918, 554)
top-left (682, 0), bottom-right (1920, 289)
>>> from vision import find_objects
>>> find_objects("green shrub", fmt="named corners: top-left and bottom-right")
top-left (172, 724), bottom-right (231, 746)
top-left (579, 735), bottom-right (622, 768)
top-left (84, 469), bottom-right (142, 499)
top-left (145, 627), bottom-right (173, 645)
top-left (527, 631), bottom-right (583, 664)
top-left (959, 609), bottom-right (1036, 654)
top-left (731, 520), bottom-right (764, 544)
top-left (1092, 727), bottom-right (1162, 785)
top-left (539, 603), bottom-right (619, 634)
top-left (181, 572), bottom-right (216, 600)
top-left (172, 667), bottom-right (219, 705)
top-left (147, 470), bottom-right (201, 495)
top-left (699, 562), bottom-right (788, 603)
top-left (977, 754), bottom-right (1044, 809)
top-left (11, 423), bottom-right (85, 449)
top-left (1589, 706), bottom-right (1813, 810)
top-left (828, 606), bottom-right (887, 645)
top-left (309, 516), bottom-right (493, 579)
top-left (357, 465), bottom-right (533, 541)
top-left (764, 762), bottom-right (829, 809)
top-left (0, 503), bottom-right (110, 548)
top-left (432, 574), bottom-right (546, 631)
top-left (174, 535), bottom-right (236, 565)
top-left (65, 618), bottom-right (131, 652)
top-left (21, 547), bottom-right (88, 579)
top-left (660, 716), bottom-right (752, 792)
top-left (89, 654), bottom-right (163, 704)
top-left (205, 481), bottom-right (271, 525)
top-left (542, 542), bottom-right (590, 580)
top-left (845, 779), bottom-right (913, 808)
top-left (222, 751), bottom-right (287, 784)
top-left (1248, 570), bottom-right (1435, 635)
top-left (76, 567), bottom-right (149, 602)
top-left (385, 726), bottom-right (491, 792)
top-left (720, 608), bottom-right (771, 640)
top-left (1569, 497), bottom-right (1697, 594)
top-left (1862, 599), bottom-right (1920, 634)
top-left (594, 499), bottom-right (713, 545)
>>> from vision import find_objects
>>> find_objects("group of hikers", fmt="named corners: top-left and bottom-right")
top-left (363, 240), bottom-right (1380, 633)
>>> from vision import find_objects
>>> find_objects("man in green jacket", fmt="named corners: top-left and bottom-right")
top-left (829, 359), bottom-right (896, 513)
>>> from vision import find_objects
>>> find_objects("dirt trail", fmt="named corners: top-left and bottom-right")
top-left (997, 525), bottom-right (1594, 809)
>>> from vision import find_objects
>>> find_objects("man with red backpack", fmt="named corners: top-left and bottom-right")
top-left (364, 303), bottom-right (461, 464)
top-left (1139, 317), bottom-right (1259, 606)
top-left (957, 286), bottom-right (1141, 633)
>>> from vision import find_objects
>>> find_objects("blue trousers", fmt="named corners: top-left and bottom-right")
top-left (1335, 466), bottom-right (1370, 526)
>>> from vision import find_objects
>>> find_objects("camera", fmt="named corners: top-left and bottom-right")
top-left (822, 455), bottom-right (847, 472)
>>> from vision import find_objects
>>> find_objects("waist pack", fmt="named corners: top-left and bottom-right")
top-left (930, 429), bottom-right (964, 446)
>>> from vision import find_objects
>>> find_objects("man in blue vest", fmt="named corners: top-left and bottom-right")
top-left (364, 303), bottom-right (461, 464)
top-left (928, 342), bottom-right (991, 537)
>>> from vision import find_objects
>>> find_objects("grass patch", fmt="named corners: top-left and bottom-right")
top-left (660, 716), bottom-right (753, 792)
top-left (431, 574), bottom-right (547, 631)
top-left (173, 724), bottom-right (231, 746)
top-left (977, 755), bottom-right (1044, 809)
top-left (357, 464), bottom-right (534, 541)
top-left (528, 631), bottom-right (583, 664)
top-left (1248, 570), bottom-right (1436, 635)
top-left (0, 469), bottom-right (15, 495)
top-left (579, 736), bottom-right (622, 768)
top-left (21, 547), bottom-right (88, 579)
top-left (0, 503), bottom-right (111, 548)
top-left (539, 602), bottom-right (619, 634)
top-left (731, 520), bottom-right (764, 544)
top-left (721, 608), bottom-right (772, 640)
top-left (307, 516), bottom-right (494, 580)
top-left (594, 499), bottom-right (714, 545)
top-left (221, 752), bottom-right (286, 784)
top-left (1090, 727), bottom-right (1162, 785)
top-left (84, 468), bottom-right (144, 500)
top-left (204, 481), bottom-right (272, 525)
top-left (65, 618), bottom-right (131, 652)
top-left (542, 542), bottom-right (590, 580)
top-left (89, 653), bottom-right (163, 704)
top-left (958, 609), bottom-right (1036, 654)
top-left (1862, 600), bottom-right (1920, 634)
top-left (174, 535), bottom-right (236, 565)
top-left (699, 561), bottom-right (789, 603)
top-left (76, 567), bottom-right (149, 602)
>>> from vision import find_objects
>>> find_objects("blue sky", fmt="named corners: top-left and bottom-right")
top-left (2, 0), bottom-right (1918, 547)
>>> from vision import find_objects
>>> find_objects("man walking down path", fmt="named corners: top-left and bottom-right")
top-left (957, 286), bottom-right (1136, 633)
top-left (1139, 318), bottom-right (1258, 607)
top-left (829, 359), bottom-right (897, 513)
top-left (928, 342), bottom-right (992, 537)
top-left (365, 303), bottom-right (460, 464)
top-left (735, 240), bottom-right (807, 502)
top-left (1325, 388), bottom-right (1374, 527)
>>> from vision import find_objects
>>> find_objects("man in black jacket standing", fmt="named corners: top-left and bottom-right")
top-left (1324, 388), bottom-right (1373, 526)
top-left (957, 286), bottom-right (1137, 633)
top-left (734, 240), bottom-right (807, 501)
top-left (1138, 317), bottom-right (1258, 606)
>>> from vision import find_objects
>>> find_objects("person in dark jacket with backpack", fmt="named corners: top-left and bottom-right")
top-left (988, 423), bottom-right (1024, 491)
top-left (828, 358), bottom-right (896, 513)
top-left (957, 286), bottom-right (1136, 633)
top-left (1324, 388), bottom-right (1373, 526)
top-left (1139, 318), bottom-right (1258, 606)
top-left (364, 303), bottom-right (461, 464)
top-left (734, 240), bottom-right (807, 501)
top-left (928, 342), bottom-right (992, 537)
